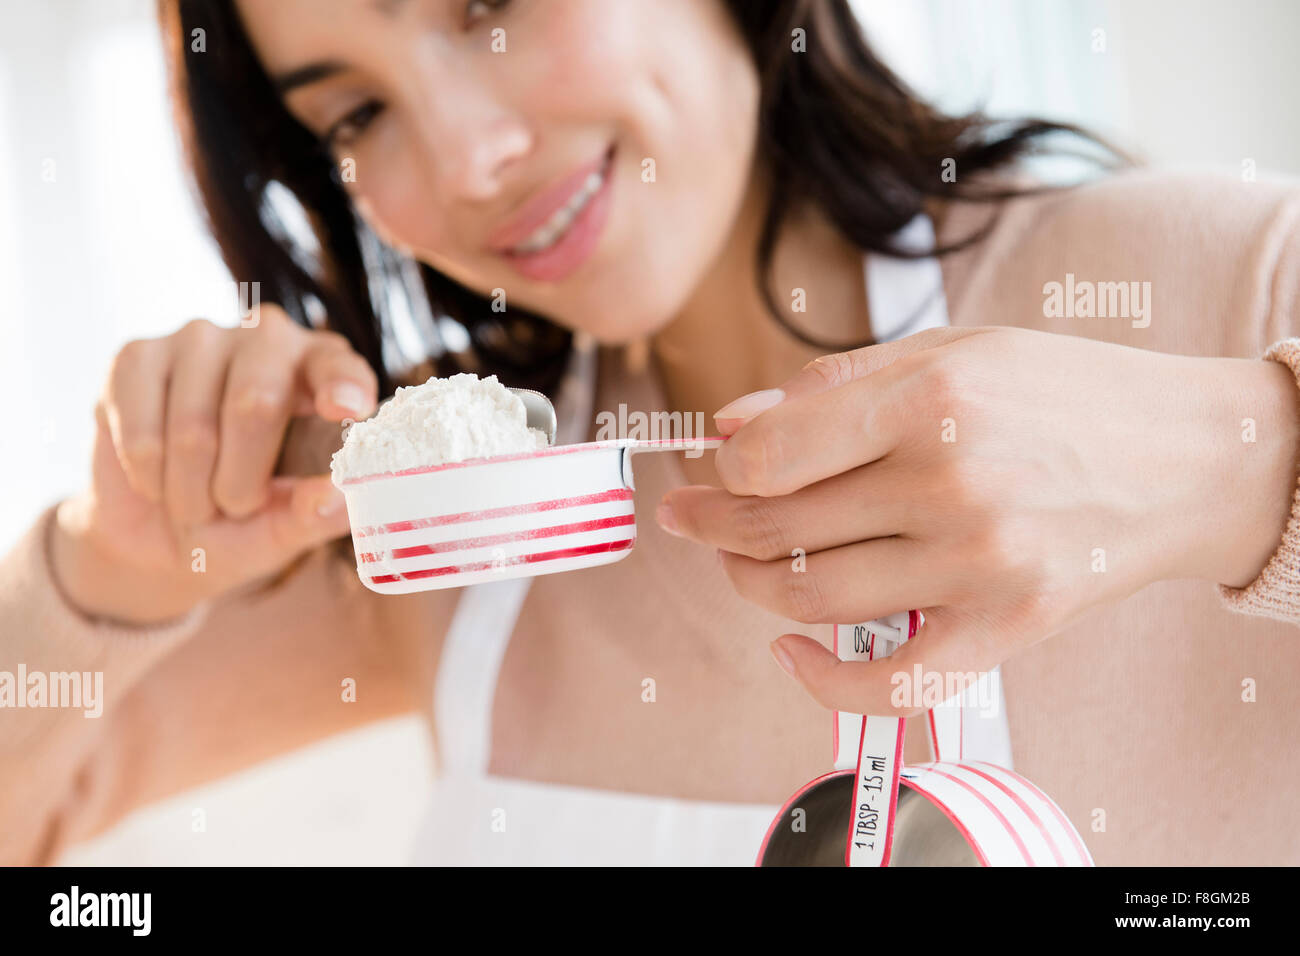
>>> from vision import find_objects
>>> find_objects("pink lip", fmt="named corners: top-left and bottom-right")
top-left (488, 148), bottom-right (615, 283)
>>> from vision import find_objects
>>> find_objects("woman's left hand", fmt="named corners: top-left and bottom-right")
top-left (656, 326), bottom-right (1300, 716)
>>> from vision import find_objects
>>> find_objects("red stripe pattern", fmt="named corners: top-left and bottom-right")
top-left (354, 488), bottom-right (633, 538)
top-left (355, 487), bottom-right (636, 592)
top-left (369, 538), bottom-right (634, 584)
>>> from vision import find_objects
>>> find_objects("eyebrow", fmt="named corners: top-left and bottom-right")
top-left (272, 0), bottom-right (414, 94)
top-left (274, 60), bottom-right (348, 95)
top-left (368, 0), bottom-right (414, 15)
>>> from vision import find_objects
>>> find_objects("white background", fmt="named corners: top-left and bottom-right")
top-left (1, 0), bottom-right (1297, 864)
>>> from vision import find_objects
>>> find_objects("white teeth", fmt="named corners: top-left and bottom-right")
top-left (512, 165), bottom-right (607, 255)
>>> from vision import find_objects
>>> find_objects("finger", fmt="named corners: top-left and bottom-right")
top-left (712, 327), bottom-right (976, 436)
top-left (212, 324), bottom-right (302, 518)
top-left (712, 327), bottom-right (989, 492)
top-left (200, 475), bottom-right (350, 577)
top-left (659, 458), bottom-right (916, 559)
top-left (775, 327), bottom-right (977, 404)
top-left (713, 388), bottom-right (787, 438)
top-left (91, 401), bottom-right (153, 514)
top-left (717, 535), bottom-right (944, 625)
top-left (240, 302), bottom-right (318, 417)
top-left (713, 325), bottom-right (994, 498)
top-left (299, 332), bottom-right (379, 421)
top-left (102, 337), bottom-right (173, 503)
top-left (163, 321), bottom-right (233, 527)
top-left (712, 366), bottom-right (908, 497)
top-left (771, 607), bottom-right (999, 717)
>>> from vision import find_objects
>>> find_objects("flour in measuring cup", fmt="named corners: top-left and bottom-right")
top-left (330, 372), bottom-right (549, 482)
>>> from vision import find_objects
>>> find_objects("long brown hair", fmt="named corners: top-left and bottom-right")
top-left (158, 0), bottom-right (1118, 397)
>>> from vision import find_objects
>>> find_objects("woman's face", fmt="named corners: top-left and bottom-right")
top-left (235, 0), bottom-right (761, 343)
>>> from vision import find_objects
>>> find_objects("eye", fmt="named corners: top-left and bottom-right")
top-left (324, 99), bottom-right (386, 150)
top-left (463, 0), bottom-right (512, 29)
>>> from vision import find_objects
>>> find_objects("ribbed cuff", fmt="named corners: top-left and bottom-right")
top-left (21, 505), bottom-right (209, 655)
top-left (1218, 338), bottom-right (1300, 623)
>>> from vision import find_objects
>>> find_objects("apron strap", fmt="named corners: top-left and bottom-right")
top-left (433, 575), bottom-right (534, 775)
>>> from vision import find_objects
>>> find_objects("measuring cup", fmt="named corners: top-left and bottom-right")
top-left (335, 433), bottom-right (724, 593)
top-left (756, 614), bottom-right (1094, 867)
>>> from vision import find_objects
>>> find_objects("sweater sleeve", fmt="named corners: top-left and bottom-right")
top-left (0, 506), bottom-right (203, 862)
top-left (1218, 338), bottom-right (1300, 622)
top-left (0, 504), bottom-right (206, 715)
top-left (939, 168), bottom-right (1300, 627)
top-left (0, 505), bottom-right (453, 864)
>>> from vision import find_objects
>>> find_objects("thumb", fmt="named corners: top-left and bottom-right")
top-left (235, 475), bottom-right (352, 574)
top-left (713, 326), bottom-right (979, 435)
top-left (769, 610), bottom-right (989, 718)
top-left (768, 633), bottom-right (915, 717)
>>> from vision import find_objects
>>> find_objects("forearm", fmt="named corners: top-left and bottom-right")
top-left (1175, 352), bottom-right (1300, 590)
top-left (0, 506), bottom-right (203, 863)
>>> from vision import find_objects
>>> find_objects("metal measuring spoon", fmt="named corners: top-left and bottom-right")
top-left (508, 387), bottom-right (558, 446)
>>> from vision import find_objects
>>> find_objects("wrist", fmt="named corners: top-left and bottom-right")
top-left (50, 497), bottom-right (201, 626)
top-left (1189, 356), bottom-right (1300, 589)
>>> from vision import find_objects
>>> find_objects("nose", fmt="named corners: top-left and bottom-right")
top-left (408, 58), bottom-right (533, 203)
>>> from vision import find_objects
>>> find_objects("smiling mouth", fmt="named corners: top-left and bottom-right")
top-left (509, 154), bottom-right (612, 256)
top-left (501, 147), bottom-right (613, 257)
top-left (491, 146), bottom-right (617, 284)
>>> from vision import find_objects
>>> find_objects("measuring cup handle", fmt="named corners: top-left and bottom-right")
top-left (834, 612), bottom-right (920, 868)
top-left (620, 436), bottom-right (728, 491)
top-left (621, 436), bottom-right (727, 454)
top-left (831, 611), bottom-right (921, 769)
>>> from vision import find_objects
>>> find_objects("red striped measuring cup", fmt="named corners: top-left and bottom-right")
top-left (757, 613), bottom-right (1093, 866)
top-left (336, 437), bottom-right (724, 593)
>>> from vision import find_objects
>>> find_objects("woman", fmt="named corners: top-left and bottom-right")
top-left (3, 0), bottom-right (1298, 865)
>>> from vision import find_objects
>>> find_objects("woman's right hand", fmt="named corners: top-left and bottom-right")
top-left (50, 306), bottom-right (377, 625)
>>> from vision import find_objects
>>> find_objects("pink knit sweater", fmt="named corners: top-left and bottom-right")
top-left (1220, 337), bottom-right (1300, 618)
top-left (3, 169), bottom-right (1300, 865)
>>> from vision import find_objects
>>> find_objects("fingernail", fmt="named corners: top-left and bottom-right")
top-left (713, 388), bottom-right (785, 422)
top-left (655, 501), bottom-right (682, 537)
top-left (330, 382), bottom-right (370, 417)
top-left (770, 640), bottom-right (797, 679)
top-left (315, 487), bottom-right (345, 517)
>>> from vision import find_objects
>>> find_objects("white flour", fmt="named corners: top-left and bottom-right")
top-left (330, 373), bottom-right (549, 482)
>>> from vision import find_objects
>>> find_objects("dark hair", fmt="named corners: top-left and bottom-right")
top-left (158, 0), bottom-right (1119, 397)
